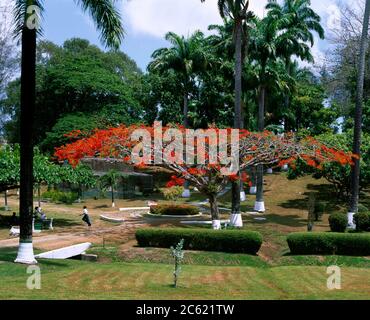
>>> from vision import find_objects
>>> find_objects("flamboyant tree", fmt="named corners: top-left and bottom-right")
top-left (55, 124), bottom-right (354, 229)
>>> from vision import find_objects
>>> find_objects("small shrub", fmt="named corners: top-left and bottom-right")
top-left (136, 228), bottom-right (263, 254)
top-left (150, 204), bottom-right (199, 216)
top-left (287, 232), bottom-right (370, 255)
top-left (161, 186), bottom-right (184, 201)
top-left (354, 212), bottom-right (370, 232)
top-left (329, 213), bottom-right (348, 232)
top-left (358, 204), bottom-right (369, 213)
top-left (42, 190), bottom-right (78, 204)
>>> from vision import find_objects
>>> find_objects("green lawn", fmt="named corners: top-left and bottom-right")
top-left (0, 247), bottom-right (369, 300)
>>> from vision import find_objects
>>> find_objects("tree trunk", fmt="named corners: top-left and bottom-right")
top-left (208, 194), bottom-right (221, 230)
top-left (349, 0), bottom-right (370, 217)
top-left (37, 184), bottom-right (41, 208)
top-left (255, 85), bottom-right (266, 212)
top-left (183, 93), bottom-right (189, 128)
top-left (4, 191), bottom-right (8, 209)
top-left (15, 26), bottom-right (37, 264)
top-left (284, 58), bottom-right (291, 131)
top-left (234, 20), bottom-right (243, 129)
top-left (231, 20), bottom-right (243, 224)
top-left (182, 93), bottom-right (191, 197)
top-left (111, 185), bottom-right (115, 208)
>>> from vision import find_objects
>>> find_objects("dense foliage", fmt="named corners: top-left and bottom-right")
top-left (287, 131), bottom-right (370, 199)
top-left (1, 39), bottom-right (145, 150)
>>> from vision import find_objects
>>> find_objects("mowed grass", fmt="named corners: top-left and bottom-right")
top-left (1, 175), bottom-right (369, 300)
top-left (0, 248), bottom-right (369, 300)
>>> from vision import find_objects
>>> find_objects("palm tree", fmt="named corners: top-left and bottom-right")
top-left (266, 0), bottom-right (324, 130)
top-left (348, 0), bottom-right (370, 226)
top-left (149, 31), bottom-right (208, 199)
top-left (13, 0), bottom-right (124, 264)
top-left (201, 0), bottom-right (254, 227)
top-left (148, 31), bottom-right (208, 128)
top-left (99, 169), bottom-right (122, 208)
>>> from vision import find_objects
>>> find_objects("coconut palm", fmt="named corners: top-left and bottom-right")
top-left (349, 0), bottom-right (370, 223)
top-left (13, 0), bottom-right (124, 264)
top-left (148, 31), bottom-right (208, 128)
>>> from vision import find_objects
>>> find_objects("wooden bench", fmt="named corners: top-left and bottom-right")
top-left (34, 218), bottom-right (54, 231)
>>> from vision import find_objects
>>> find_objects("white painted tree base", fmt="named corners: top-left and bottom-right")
top-left (254, 201), bottom-right (265, 213)
top-left (249, 186), bottom-right (257, 195)
top-left (230, 213), bottom-right (243, 227)
top-left (112, 202), bottom-right (115, 208)
top-left (212, 220), bottom-right (221, 230)
top-left (240, 191), bottom-right (246, 202)
top-left (182, 189), bottom-right (191, 198)
top-left (347, 212), bottom-right (356, 229)
top-left (14, 242), bottom-right (37, 264)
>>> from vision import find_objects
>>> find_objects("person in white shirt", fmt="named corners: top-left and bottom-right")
top-left (80, 206), bottom-right (92, 227)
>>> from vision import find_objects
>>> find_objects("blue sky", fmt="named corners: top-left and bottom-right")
top-left (1, 0), bottom-right (351, 71)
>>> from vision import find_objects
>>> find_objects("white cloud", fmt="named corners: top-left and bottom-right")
top-left (124, 0), bottom-right (222, 38)
top-left (122, 0), bottom-right (344, 63)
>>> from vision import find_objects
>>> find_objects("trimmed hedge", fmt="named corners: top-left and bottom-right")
top-left (287, 232), bottom-right (370, 256)
top-left (136, 228), bottom-right (263, 254)
top-left (150, 204), bottom-right (199, 216)
top-left (329, 213), bottom-right (347, 232)
top-left (354, 212), bottom-right (370, 232)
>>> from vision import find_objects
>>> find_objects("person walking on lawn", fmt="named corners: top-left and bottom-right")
top-left (81, 206), bottom-right (92, 227)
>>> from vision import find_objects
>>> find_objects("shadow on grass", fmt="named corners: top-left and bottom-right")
top-left (279, 183), bottom-right (344, 214)
top-left (52, 218), bottom-right (81, 228)
top-left (248, 213), bottom-right (307, 227)
top-left (0, 247), bottom-right (18, 262)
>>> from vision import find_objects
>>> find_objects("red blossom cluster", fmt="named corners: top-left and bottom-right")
top-left (166, 176), bottom-right (185, 188)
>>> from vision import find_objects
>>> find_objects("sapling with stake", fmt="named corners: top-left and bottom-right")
top-left (170, 239), bottom-right (185, 288)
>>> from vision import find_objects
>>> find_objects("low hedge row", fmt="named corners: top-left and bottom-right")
top-left (136, 228), bottom-right (263, 254)
top-left (150, 204), bottom-right (199, 216)
top-left (287, 232), bottom-right (370, 256)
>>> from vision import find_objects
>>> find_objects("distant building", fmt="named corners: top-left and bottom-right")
top-left (61, 157), bottom-right (153, 199)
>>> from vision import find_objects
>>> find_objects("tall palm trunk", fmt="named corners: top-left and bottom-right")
top-left (283, 58), bottom-right (291, 131)
top-left (231, 20), bottom-right (243, 227)
top-left (182, 92), bottom-right (191, 198)
top-left (255, 85), bottom-right (266, 212)
top-left (183, 93), bottom-right (189, 128)
top-left (15, 26), bottom-right (37, 264)
top-left (348, 0), bottom-right (370, 222)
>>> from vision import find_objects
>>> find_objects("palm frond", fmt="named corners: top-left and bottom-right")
top-left (13, 0), bottom-right (44, 39)
top-left (75, 0), bottom-right (124, 49)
